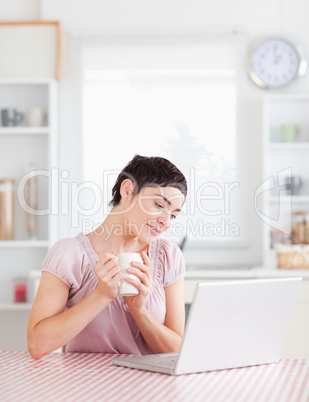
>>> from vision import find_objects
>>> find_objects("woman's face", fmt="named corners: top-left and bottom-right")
top-left (124, 185), bottom-right (185, 243)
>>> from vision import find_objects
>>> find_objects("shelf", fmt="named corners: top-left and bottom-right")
top-left (0, 303), bottom-right (32, 311)
top-left (268, 196), bottom-right (309, 203)
top-left (268, 143), bottom-right (309, 150)
top-left (265, 93), bottom-right (309, 102)
top-left (0, 127), bottom-right (49, 135)
top-left (0, 78), bottom-right (56, 85)
top-left (0, 240), bottom-right (50, 248)
top-left (263, 94), bottom-right (309, 270)
top-left (185, 267), bottom-right (309, 279)
top-left (0, 79), bottom-right (58, 348)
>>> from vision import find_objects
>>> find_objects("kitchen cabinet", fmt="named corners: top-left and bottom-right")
top-left (281, 280), bottom-right (309, 358)
top-left (0, 304), bottom-right (31, 351)
top-left (0, 79), bottom-right (58, 305)
top-left (261, 94), bottom-right (309, 268)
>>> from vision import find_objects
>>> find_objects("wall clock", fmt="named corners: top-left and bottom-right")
top-left (248, 37), bottom-right (307, 89)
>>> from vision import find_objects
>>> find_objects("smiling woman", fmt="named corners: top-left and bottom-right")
top-left (27, 155), bottom-right (188, 359)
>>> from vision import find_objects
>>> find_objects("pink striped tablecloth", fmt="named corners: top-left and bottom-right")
top-left (0, 351), bottom-right (308, 402)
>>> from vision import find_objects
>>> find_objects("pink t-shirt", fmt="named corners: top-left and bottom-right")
top-left (41, 233), bottom-right (185, 354)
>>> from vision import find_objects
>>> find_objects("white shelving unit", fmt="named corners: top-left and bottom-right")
top-left (0, 127), bottom-right (50, 135)
top-left (262, 93), bottom-right (309, 268)
top-left (0, 303), bottom-right (32, 311)
top-left (0, 79), bottom-right (58, 305)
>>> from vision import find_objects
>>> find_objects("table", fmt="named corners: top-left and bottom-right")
top-left (0, 352), bottom-right (309, 402)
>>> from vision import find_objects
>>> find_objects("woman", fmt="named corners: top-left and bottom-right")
top-left (27, 155), bottom-right (187, 359)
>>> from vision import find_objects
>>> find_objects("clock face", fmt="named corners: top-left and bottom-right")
top-left (249, 38), bottom-right (305, 89)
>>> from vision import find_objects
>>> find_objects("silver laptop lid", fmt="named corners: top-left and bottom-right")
top-left (175, 277), bottom-right (302, 375)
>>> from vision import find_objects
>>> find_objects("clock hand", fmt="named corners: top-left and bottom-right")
top-left (272, 46), bottom-right (283, 64)
top-left (273, 53), bottom-right (282, 64)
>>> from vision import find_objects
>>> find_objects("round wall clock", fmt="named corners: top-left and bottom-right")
top-left (248, 37), bottom-right (307, 89)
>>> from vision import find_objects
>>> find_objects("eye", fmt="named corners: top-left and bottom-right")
top-left (155, 202), bottom-right (164, 209)
top-left (171, 214), bottom-right (177, 220)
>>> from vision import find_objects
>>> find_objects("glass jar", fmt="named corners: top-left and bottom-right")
top-left (0, 179), bottom-right (14, 240)
top-left (292, 211), bottom-right (307, 244)
top-left (13, 277), bottom-right (27, 303)
top-left (270, 230), bottom-right (292, 248)
top-left (306, 212), bottom-right (309, 244)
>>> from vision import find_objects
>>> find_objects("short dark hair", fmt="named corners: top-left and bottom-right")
top-left (110, 155), bottom-right (187, 207)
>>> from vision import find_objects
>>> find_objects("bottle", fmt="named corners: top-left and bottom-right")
top-left (25, 163), bottom-right (37, 240)
top-left (14, 277), bottom-right (27, 303)
top-left (0, 179), bottom-right (14, 240)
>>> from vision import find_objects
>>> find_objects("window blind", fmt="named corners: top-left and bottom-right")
top-left (80, 32), bottom-right (248, 247)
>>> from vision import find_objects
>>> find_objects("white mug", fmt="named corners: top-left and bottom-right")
top-left (27, 107), bottom-right (46, 127)
top-left (117, 253), bottom-right (143, 296)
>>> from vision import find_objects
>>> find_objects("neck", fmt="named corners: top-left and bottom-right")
top-left (86, 207), bottom-right (148, 257)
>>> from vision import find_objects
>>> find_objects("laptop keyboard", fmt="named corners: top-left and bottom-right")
top-left (150, 357), bottom-right (177, 368)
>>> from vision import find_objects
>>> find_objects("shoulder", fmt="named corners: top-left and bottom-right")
top-left (151, 238), bottom-right (185, 287)
top-left (155, 237), bottom-right (182, 256)
top-left (43, 236), bottom-right (85, 272)
top-left (42, 236), bottom-right (87, 289)
top-left (48, 237), bottom-right (83, 261)
top-left (154, 238), bottom-right (184, 266)
top-left (52, 237), bottom-right (80, 250)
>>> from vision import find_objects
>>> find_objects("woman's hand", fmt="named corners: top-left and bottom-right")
top-left (94, 252), bottom-right (123, 301)
top-left (124, 251), bottom-right (153, 313)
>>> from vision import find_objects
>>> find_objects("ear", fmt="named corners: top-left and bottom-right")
top-left (119, 179), bottom-right (135, 201)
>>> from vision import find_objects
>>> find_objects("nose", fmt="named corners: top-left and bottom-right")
top-left (158, 208), bottom-right (172, 228)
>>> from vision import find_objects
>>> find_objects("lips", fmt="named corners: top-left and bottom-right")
top-left (147, 224), bottom-right (161, 236)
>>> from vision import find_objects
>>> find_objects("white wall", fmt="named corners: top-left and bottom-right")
top-left (1, 0), bottom-right (309, 267)
top-left (40, 0), bottom-right (308, 43)
top-left (0, 0), bottom-right (40, 20)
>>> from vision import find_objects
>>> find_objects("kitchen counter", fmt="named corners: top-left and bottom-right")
top-left (185, 267), bottom-right (309, 279)
top-left (1, 351), bottom-right (308, 401)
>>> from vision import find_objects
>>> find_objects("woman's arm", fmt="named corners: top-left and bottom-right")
top-left (27, 253), bottom-right (122, 359)
top-left (129, 277), bottom-right (185, 354)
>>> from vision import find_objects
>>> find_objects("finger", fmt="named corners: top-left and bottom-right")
top-left (96, 258), bottom-right (120, 278)
top-left (139, 250), bottom-right (150, 266)
top-left (110, 263), bottom-right (122, 277)
top-left (131, 261), bottom-right (151, 281)
top-left (99, 265), bottom-right (122, 284)
top-left (126, 268), bottom-right (152, 288)
top-left (126, 267), bottom-right (144, 280)
top-left (132, 255), bottom-right (150, 270)
top-left (125, 277), bottom-right (150, 295)
top-left (96, 253), bottom-right (117, 269)
top-left (130, 264), bottom-right (151, 282)
top-left (112, 270), bottom-right (123, 282)
top-left (131, 260), bottom-right (146, 271)
top-left (106, 257), bottom-right (120, 270)
top-left (104, 252), bottom-right (118, 264)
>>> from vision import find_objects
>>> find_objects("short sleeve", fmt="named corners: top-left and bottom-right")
top-left (42, 238), bottom-right (85, 292)
top-left (158, 239), bottom-right (185, 288)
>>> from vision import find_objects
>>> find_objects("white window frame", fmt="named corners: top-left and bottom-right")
top-left (77, 30), bottom-right (249, 250)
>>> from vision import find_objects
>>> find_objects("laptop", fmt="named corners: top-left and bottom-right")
top-left (113, 277), bottom-right (302, 375)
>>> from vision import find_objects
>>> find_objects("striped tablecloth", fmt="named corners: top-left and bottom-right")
top-left (0, 351), bottom-right (309, 402)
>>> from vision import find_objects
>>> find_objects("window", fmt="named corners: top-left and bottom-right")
top-left (81, 33), bottom-right (247, 247)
